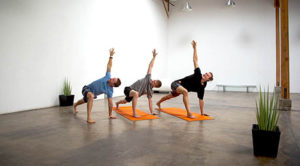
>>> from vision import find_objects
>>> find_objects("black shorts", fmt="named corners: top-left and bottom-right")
top-left (82, 86), bottom-right (92, 103)
top-left (124, 86), bottom-right (133, 102)
top-left (170, 81), bottom-right (181, 97)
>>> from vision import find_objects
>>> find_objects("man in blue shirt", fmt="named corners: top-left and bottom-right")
top-left (74, 48), bottom-right (121, 123)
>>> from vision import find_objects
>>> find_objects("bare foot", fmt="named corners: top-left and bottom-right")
top-left (156, 102), bottom-right (161, 109)
top-left (87, 119), bottom-right (96, 124)
top-left (115, 102), bottom-right (119, 109)
top-left (201, 113), bottom-right (209, 116)
top-left (155, 108), bottom-right (161, 111)
top-left (109, 116), bottom-right (117, 119)
top-left (73, 106), bottom-right (79, 114)
top-left (187, 113), bottom-right (196, 119)
top-left (133, 114), bottom-right (141, 118)
top-left (151, 112), bottom-right (158, 115)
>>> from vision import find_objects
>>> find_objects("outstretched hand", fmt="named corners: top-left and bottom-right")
top-left (191, 40), bottom-right (197, 48)
top-left (109, 48), bottom-right (115, 57)
top-left (152, 49), bottom-right (158, 58)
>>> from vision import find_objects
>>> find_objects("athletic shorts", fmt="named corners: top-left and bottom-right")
top-left (82, 86), bottom-right (92, 103)
top-left (170, 81), bottom-right (181, 97)
top-left (124, 86), bottom-right (133, 102)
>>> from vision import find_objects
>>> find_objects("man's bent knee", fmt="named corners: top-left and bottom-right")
top-left (87, 93), bottom-right (94, 100)
top-left (181, 89), bottom-right (188, 96)
top-left (130, 90), bottom-right (139, 98)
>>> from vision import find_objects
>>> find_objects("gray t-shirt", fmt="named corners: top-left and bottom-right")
top-left (130, 74), bottom-right (153, 98)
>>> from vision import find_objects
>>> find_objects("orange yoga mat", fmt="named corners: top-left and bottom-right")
top-left (113, 106), bottom-right (159, 121)
top-left (156, 107), bottom-right (214, 121)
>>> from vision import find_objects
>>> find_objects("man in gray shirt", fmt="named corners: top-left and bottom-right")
top-left (116, 49), bottom-right (162, 117)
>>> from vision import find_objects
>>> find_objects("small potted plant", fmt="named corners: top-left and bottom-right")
top-left (59, 78), bottom-right (74, 106)
top-left (252, 86), bottom-right (281, 157)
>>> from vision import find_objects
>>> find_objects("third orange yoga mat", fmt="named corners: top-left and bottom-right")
top-left (157, 107), bottom-right (214, 121)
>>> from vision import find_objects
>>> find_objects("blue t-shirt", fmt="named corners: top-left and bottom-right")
top-left (87, 72), bottom-right (113, 98)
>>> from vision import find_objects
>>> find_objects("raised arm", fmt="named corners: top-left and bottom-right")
top-left (192, 40), bottom-right (199, 69)
top-left (106, 48), bottom-right (115, 73)
top-left (147, 49), bottom-right (157, 74)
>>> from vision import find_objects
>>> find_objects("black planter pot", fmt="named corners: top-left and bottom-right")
top-left (252, 124), bottom-right (281, 158)
top-left (59, 95), bottom-right (74, 106)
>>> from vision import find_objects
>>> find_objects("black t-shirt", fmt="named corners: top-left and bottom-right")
top-left (175, 68), bottom-right (207, 99)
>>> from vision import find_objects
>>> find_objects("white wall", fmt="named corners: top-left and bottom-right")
top-left (167, 0), bottom-right (300, 92)
top-left (1, 0), bottom-right (299, 114)
top-left (0, 0), bottom-right (168, 114)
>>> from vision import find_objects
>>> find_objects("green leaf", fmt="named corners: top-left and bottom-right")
top-left (63, 77), bottom-right (72, 96)
top-left (255, 85), bottom-right (280, 131)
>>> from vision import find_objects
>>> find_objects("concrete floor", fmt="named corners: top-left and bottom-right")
top-left (0, 91), bottom-right (300, 166)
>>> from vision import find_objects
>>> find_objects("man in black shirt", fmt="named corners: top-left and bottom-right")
top-left (156, 40), bottom-right (213, 119)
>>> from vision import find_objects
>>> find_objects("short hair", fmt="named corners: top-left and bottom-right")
top-left (209, 72), bottom-right (213, 81)
top-left (114, 78), bottom-right (121, 87)
top-left (156, 80), bottom-right (162, 88)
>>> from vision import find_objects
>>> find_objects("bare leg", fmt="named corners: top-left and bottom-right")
top-left (73, 98), bottom-right (85, 114)
top-left (156, 93), bottom-right (174, 109)
top-left (129, 90), bottom-right (140, 118)
top-left (86, 92), bottom-right (96, 123)
top-left (176, 86), bottom-right (196, 119)
top-left (115, 99), bottom-right (127, 109)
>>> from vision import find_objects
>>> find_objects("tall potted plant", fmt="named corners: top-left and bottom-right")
top-left (252, 87), bottom-right (281, 157)
top-left (59, 78), bottom-right (74, 106)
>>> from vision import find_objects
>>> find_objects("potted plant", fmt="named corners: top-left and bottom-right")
top-left (59, 78), bottom-right (74, 106)
top-left (252, 87), bottom-right (281, 157)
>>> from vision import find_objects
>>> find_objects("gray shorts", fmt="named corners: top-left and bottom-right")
top-left (171, 81), bottom-right (181, 97)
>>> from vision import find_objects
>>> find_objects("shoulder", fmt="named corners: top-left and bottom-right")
top-left (106, 72), bottom-right (111, 77)
top-left (194, 68), bottom-right (201, 75)
top-left (145, 74), bottom-right (151, 80)
top-left (197, 88), bottom-right (205, 99)
top-left (108, 87), bottom-right (113, 96)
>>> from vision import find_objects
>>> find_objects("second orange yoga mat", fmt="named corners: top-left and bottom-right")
top-left (157, 107), bottom-right (214, 121)
top-left (113, 106), bottom-right (159, 121)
